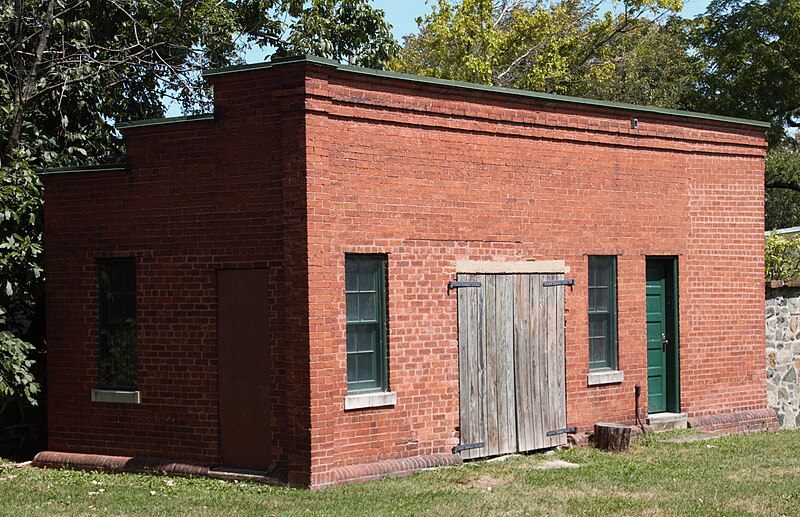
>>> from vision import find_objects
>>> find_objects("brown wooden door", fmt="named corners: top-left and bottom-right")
top-left (217, 269), bottom-right (271, 470)
top-left (457, 273), bottom-right (567, 459)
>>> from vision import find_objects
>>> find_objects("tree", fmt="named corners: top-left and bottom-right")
top-left (687, 0), bottom-right (800, 228)
top-left (392, 0), bottom-right (687, 104)
top-left (275, 0), bottom-right (399, 68)
top-left (578, 17), bottom-right (700, 108)
top-left (0, 0), bottom-right (398, 410)
top-left (766, 145), bottom-right (800, 229)
top-left (0, 160), bottom-right (41, 409)
top-left (688, 0), bottom-right (800, 146)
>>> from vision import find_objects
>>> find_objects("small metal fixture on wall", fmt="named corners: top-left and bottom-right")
top-left (632, 118), bottom-right (639, 129)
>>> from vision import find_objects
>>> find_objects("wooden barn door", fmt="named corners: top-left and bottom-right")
top-left (457, 273), bottom-right (567, 459)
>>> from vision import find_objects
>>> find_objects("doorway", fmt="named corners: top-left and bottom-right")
top-left (645, 258), bottom-right (680, 414)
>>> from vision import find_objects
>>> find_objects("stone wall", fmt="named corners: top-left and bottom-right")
top-left (766, 285), bottom-right (800, 429)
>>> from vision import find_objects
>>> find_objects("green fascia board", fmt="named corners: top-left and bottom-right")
top-left (203, 54), bottom-right (771, 130)
top-left (38, 162), bottom-right (130, 177)
top-left (116, 112), bottom-right (215, 130)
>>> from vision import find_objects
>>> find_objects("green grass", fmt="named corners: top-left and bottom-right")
top-left (1, 431), bottom-right (799, 516)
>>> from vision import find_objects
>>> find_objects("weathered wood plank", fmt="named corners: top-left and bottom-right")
top-left (474, 274), bottom-right (487, 460)
top-left (497, 275), bottom-right (516, 455)
top-left (457, 274), bottom-right (472, 457)
top-left (530, 272), bottom-right (546, 450)
top-left (484, 275), bottom-right (499, 457)
top-left (466, 274), bottom-right (479, 460)
top-left (514, 274), bottom-right (533, 452)
top-left (549, 274), bottom-right (568, 447)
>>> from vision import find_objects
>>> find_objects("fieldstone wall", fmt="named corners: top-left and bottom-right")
top-left (766, 285), bottom-right (800, 429)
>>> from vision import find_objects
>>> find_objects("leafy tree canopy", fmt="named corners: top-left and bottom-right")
top-left (688, 0), bottom-right (800, 146)
top-left (0, 0), bottom-right (398, 409)
top-left (392, 0), bottom-right (690, 105)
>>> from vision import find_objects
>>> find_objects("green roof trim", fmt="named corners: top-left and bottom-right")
top-left (116, 112), bottom-right (215, 129)
top-left (38, 162), bottom-right (130, 177)
top-left (204, 55), bottom-right (771, 130)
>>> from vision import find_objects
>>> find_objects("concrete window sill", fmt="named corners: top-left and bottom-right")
top-left (344, 391), bottom-right (397, 410)
top-left (91, 389), bottom-right (141, 404)
top-left (587, 370), bottom-right (624, 386)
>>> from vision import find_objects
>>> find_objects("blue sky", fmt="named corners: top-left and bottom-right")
top-left (374, 0), bottom-right (713, 41)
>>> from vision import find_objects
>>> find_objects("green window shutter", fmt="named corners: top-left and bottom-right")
top-left (588, 256), bottom-right (618, 371)
top-left (98, 258), bottom-right (137, 390)
top-left (345, 255), bottom-right (388, 392)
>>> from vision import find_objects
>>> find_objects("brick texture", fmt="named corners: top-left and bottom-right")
top-left (42, 60), bottom-right (768, 488)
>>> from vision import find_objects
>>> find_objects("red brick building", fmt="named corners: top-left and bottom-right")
top-left (39, 56), bottom-right (771, 488)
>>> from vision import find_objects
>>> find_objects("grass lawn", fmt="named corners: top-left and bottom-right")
top-left (1, 430), bottom-right (799, 516)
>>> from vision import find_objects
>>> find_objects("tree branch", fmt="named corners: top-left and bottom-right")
top-left (766, 181), bottom-right (800, 193)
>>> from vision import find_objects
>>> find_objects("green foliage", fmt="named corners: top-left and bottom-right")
top-left (392, 0), bottom-right (690, 105)
top-left (0, 0), bottom-right (398, 407)
top-left (275, 0), bottom-right (400, 68)
top-left (0, 160), bottom-right (41, 407)
top-left (687, 0), bottom-right (800, 145)
top-left (765, 232), bottom-right (800, 280)
top-left (765, 145), bottom-right (800, 229)
top-left (0, 332), bottom-right (39, 406)
top-left (578, 17), bottom-right (701, 108)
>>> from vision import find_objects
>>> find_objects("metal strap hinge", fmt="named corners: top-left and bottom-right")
top-left (452, 442), bottom-right (485, 454)
top-left (546, 426), bottom-right (577, 437)
top-left (543, 279), bottom-right (575, 287)
top-left (448, 281), bottom-right (481, 292)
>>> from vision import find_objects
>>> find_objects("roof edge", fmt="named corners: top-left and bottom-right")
top-left (38, 162), bottom-right (130, 177)
top-left (203, 55), bottom-right (771, 130)
top-left (116, 112), bottom-right (215, 130)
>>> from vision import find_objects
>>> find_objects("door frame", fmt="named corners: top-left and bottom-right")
top-left (646, 257), bottom-right (680, 413)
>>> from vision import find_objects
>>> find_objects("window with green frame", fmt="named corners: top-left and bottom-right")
top-left (98, 258), bottom-right (137, 390)
top-left (345, 255), bottom-right (388, 392)
top-left (588, 256), bottom-right (618, 371)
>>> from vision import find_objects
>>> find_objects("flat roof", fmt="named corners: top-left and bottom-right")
top-left (203, 55), bottom-right (771, 130)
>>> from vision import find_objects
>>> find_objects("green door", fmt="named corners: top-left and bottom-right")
top-left (646, 258), bottom-right (679, 414)
top-left (646, 262), bottom-right (667, 413)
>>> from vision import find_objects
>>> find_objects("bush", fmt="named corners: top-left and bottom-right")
top-left (765, 232), bottom-right (800, 281)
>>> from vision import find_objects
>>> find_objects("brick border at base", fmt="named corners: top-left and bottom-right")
top-left (687, 409), bottom-right (779, 434)
top-left (33, 451), bottom-right (461, 489)
top-left (33, 451), bottom-right (211, 477)
top-left (312, 453), bottom-right (463, 489)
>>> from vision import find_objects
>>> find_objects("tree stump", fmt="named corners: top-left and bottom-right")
top-left (594, 422), bottom-right (632, 452)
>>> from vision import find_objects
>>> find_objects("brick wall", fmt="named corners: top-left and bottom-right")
top-left (44, 64), bottom-right (314, 483)
top-left (301, 67), bottom-right (767, 484)
top-left (43, 60), bottom-right (768, 487)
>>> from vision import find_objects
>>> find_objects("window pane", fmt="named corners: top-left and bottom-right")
top-left (346, 330), bottom-right (357, 352)
top-left (359, 292), bottom-right (376, 321)
top-left (346, 293), bottom-right (359, 322)
top-left (347, 354), bottom-right (358, 381)
top-left (589, 313), bottom-right (607, 339)
top-left (356, 325), bottom-right (377, 353)
top-left (345, 260), bottom-right (359, 292)
top-left (359, 261), bottom-right (377, 291)
top-left (588, 287), bottom-right (608, 312)
top-left (357, 352), bottom-right (375, 383)
top-left (589, 337), bottom-right (606, 364)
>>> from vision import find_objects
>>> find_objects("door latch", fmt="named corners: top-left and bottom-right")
top-left (661, 333), bottom-right (668, 353)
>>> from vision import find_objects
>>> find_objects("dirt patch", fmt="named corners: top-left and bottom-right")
top-left (464, 475), bottom-right (504, 491)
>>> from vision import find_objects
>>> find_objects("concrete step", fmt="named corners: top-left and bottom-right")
top-left (647, 412), bottom-right (688, 432)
